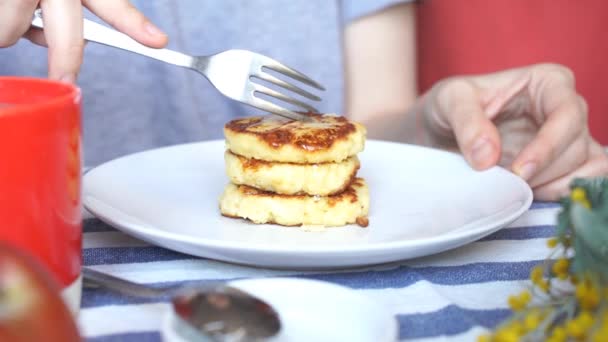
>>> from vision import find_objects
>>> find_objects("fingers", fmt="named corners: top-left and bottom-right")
top-left (0, 0), bottom-right (39, 47)
top-left (433, 80), bottom-right (502, 170)
top-left (532, 140), bottom-right (608, 201)
top-left (83, 0), bottom-right (167, 48)
top-left (23, 27), bottom-right (47, 46)
top-left (526, 132), bottom-right (588, 187)
top-left (428, 63), bottom-right (596, 194)
top-left (511, 89), bottom-right (587, 182)
top-left (24, 0), bottom-right (163, 81)
top-left (39, 0), bottom-right (84, 82)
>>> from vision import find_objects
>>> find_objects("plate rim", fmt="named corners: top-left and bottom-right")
top-left (83, 140), bottom-right (533, 255)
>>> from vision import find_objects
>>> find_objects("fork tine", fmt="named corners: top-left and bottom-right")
top-left (260, 57), bottom-right (325, 91)
top-left (253, 84), bottom-right (319, 113)
top-left (253, 73), bottom-right (321, 101)
top-left (247, 96), bottom-right (312, 122)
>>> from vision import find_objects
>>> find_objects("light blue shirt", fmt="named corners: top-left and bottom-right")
top-left (0, 0), bottom-right (407, 166)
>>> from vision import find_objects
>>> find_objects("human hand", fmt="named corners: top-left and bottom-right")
top-left (418, 63), bottom-right (608, 200)
top-left (0, 0), bottom-right (168, 83)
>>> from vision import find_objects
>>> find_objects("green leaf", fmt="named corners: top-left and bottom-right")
top-left (569, 203), bottom-right (608, 281)
top-left (570, 177), bottom-right (608, 210)
top-left (556, 208), bottom-right (571, 237)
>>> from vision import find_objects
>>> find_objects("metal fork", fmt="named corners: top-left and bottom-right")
top-left (31, 10), bottom-right (323, 121)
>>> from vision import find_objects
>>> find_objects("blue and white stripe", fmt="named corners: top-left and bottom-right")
top-left (79, 202), bottom-right (560, 341)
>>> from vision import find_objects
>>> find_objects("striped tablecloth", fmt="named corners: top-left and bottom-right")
top-left (79, 201), bottom-right (560, 341)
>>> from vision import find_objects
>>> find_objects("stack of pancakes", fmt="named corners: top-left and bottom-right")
top-left (219, 113), bottom-right (370, 227)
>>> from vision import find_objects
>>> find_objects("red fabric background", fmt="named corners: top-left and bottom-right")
top-left (416, 0), bottom-right (608, 144)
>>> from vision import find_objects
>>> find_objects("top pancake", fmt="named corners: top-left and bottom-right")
top-left (224, 113), bottom-right (366, 163)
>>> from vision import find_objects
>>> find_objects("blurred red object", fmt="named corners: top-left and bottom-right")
top-left (0, 242), bottom-right (80, 342)
top-left (0, 77), bottom-right (82, 292)
top-left (416, 0), bottom-right (608, 145)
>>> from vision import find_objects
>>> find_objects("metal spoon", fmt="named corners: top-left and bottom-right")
top-left (82, 267), bottom-right (281, 341)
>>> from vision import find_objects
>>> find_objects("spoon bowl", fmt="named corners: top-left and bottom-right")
top-left (82, 267), bottom-right (281, 341)
top-left (163, 277), bottom-right (399, 342)
top-left (172, 286), bottom-right (281, 341)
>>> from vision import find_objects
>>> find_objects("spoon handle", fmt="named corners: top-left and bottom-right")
top-left (83, 267), bottom-right (173, 298)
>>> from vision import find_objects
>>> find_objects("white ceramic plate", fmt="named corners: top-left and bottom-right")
top-left (161, 277), bottom-right (398, 342)
top-left (83, 140), bottom-right (532, 269)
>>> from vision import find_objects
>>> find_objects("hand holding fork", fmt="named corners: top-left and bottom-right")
top-left (31, 9), bottom-right (324, 121)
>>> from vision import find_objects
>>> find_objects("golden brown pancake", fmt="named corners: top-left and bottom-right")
top-left (224, 113), bottom-right (366, 163)
top-left (219, 178), bottom-right (370, 227)
top-left (224, 150), bottom-right (360, 196)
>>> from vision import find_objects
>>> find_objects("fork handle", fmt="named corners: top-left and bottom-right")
top-left (31, 9), bottom-right (194, 68)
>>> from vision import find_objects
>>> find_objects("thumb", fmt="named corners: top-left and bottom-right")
top-left (436, 82), bottom-right (501, 170)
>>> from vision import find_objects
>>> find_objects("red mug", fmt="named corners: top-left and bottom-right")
top-left (0, 77), bottom-right (82, 313)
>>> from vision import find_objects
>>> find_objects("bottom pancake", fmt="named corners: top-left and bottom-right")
top-left (219, 178), bottom-right (369, 227)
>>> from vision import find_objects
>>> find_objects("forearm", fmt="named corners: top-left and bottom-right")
top-left (342, 2), bottom-right (419, 143)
